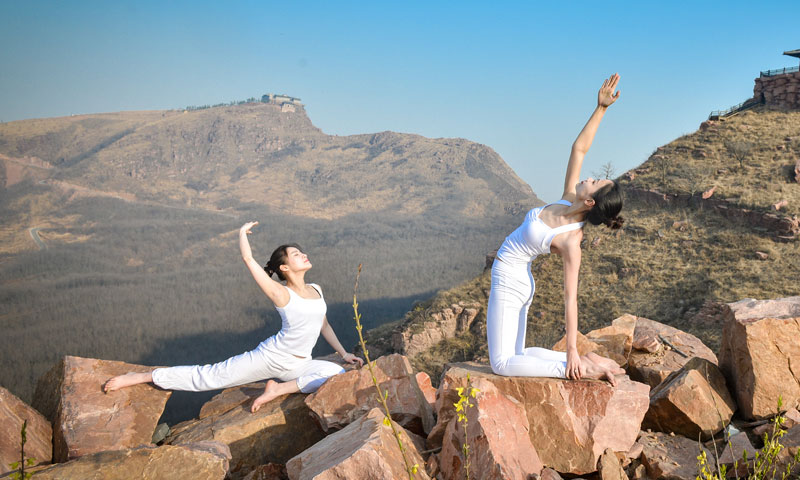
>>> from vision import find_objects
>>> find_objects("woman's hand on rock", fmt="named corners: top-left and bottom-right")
top-left (341, 353), bottom-right (364, 367)
top-left (566, 347), bottom-right (584, 380)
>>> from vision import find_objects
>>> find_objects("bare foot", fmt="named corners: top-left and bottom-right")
top-left (251, 380), bottom-right (281, 413)
top-left (586, 352), bottom-right (626, 375)
top-left (103, 372), bottom-right (152, 393)
top-left (581, 356), bottom-right (618, 387)
top-left (251, 379), bottom-right (300, 413)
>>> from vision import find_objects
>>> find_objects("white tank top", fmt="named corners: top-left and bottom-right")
top-left (496, 200), bottom-right (585, 265)
top-left (269, 283), bottom-right (327, 358)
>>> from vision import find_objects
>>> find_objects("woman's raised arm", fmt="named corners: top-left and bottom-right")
top-left (562, 73), bottom-right (620, 200)
top-left (239, 222), bottom-right (290, 307)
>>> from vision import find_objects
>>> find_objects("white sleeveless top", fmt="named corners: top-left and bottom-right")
top-left (496, 200), bottom-right (585, 265)
top-left (269, 283), bottom-right (327, 358)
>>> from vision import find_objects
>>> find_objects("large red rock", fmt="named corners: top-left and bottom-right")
top-left (643, 357), bottom-right (736, 439)
top-left (198, 382), bottom-right (265, 419)
top-left (304, 354), bottom-right (434, 436)
top-left (30, 441), bottom-right (230, 479)
top-left (31, 356), bottom-right (170, 462)
top-left (719, 296), bottom-right (800, 419)
top-left (0, 386), bottom-right (52, 473)
top-left (639, 431), bottom-right (713, 480)
top-left (628, 316), bottom-right (717, 388)
top-left (429, 362), bottom-right (649, 475)
top-left (439, 378), bottom-right (543, 480)
top-left (586, 314), bottom-right (637, 366)
top-left (554, 314), bottom-right (637, 367)
top-left (285, 407), bottom-right (430, 480)
top-left (167, 387), bottom-right (324, 479)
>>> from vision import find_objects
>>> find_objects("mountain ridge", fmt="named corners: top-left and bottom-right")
top-left (0, 103), bottom-right (537, 221)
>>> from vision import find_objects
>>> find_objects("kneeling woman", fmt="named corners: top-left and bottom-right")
top-left (488, 74), bottom-right (626, 385)
top-left (104, 221), bottom-right (363, 413)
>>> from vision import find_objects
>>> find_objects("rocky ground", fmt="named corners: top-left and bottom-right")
top-left (1, 296), bottom-right (799, 479)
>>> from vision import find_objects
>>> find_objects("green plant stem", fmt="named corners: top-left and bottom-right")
top-left (352, 264), bottom-right (416, 479)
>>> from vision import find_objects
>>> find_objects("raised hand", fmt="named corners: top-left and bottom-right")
top-left (240, 221), bottom-right (259, 235)
top-left (598, 73), bottom-right (621, 108)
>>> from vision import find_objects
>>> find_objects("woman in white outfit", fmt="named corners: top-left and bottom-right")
top-left (104, 221), bottom-right (363, 413)
top-left (487, 74), bottom-right (626, 385)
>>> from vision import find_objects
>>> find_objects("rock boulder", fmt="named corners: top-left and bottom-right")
top-left (286, 407), bottom-right (429, 480)
top-left (719, 431), bottom-right (757, 476)
top-left (0, 386), bottom-right (52, 473)
top-left (439, 378), bottom-right (543, 480)
top-left (553, 315), bottom-right (637, 367)
top-left (30, 441), bottom-right (230, 479)
top-left (598, 448), bottom-right (627, 480)
top-left (392, 303), bottom-right (481, 357)
top-left (167, 388), bottom-right (324, 479)
top-left (628, 317), bottom-right (717, 388)
top-left (639, 431), bottom-right (713, 480)
top-left (416, 372), bottom-right (436, 410)
top-left (32, 356), bottom-right (170, 462)
top-left (643, 357), bottom-right (736, 439)
top-left (429, 362), bottom-right (649, 475)
top-left (304, 354), bottom-right (434, 436)
top-left (719, 296), bottom-right (800, 419)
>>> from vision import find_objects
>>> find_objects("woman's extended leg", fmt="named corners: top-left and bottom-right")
top-left (105, 347), bottom-right (275, 393)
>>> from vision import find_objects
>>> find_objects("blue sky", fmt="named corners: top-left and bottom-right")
top-left (1, 1), bottom-right (798, 201)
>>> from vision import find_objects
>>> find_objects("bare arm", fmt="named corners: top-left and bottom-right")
top-left (239, 221), bottom-right (290, 307)
top-left (556, 230), bottom-right (584, 379)
top-left (321, 317), bottom-right (364, 366)
top-left (562, 74), bottom-right (620, 199)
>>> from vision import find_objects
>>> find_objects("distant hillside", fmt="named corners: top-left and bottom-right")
top-left (0, 103), bottom-right (533, 219)
top-left (0, 102), bottom-right (541, 423)
top-left (370, 106), bottom-right (800, 383)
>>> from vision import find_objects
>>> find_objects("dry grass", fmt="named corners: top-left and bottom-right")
top-left (630, 107), bottom-right (800, 216)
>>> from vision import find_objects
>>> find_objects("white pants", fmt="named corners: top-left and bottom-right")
top-left (486, 258), bottom-right (567, 378)
top-left (151, 337), bottom-right (345, 394)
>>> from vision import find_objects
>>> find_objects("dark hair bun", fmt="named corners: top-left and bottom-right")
top-left (605, 216), bottom-right (625, 230)
top-left (264, 263), bottom-right (275, 277)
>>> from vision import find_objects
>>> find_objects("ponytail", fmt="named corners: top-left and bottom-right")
top-left (586, 181), bottom-right (624, 230)
top-left (264, 243), bottom-right (303, 281)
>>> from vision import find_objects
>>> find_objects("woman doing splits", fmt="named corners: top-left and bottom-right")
top-left (104, 221), bottom-right (363, 413)
top-left (487, 74), bottom-right (626, 385)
